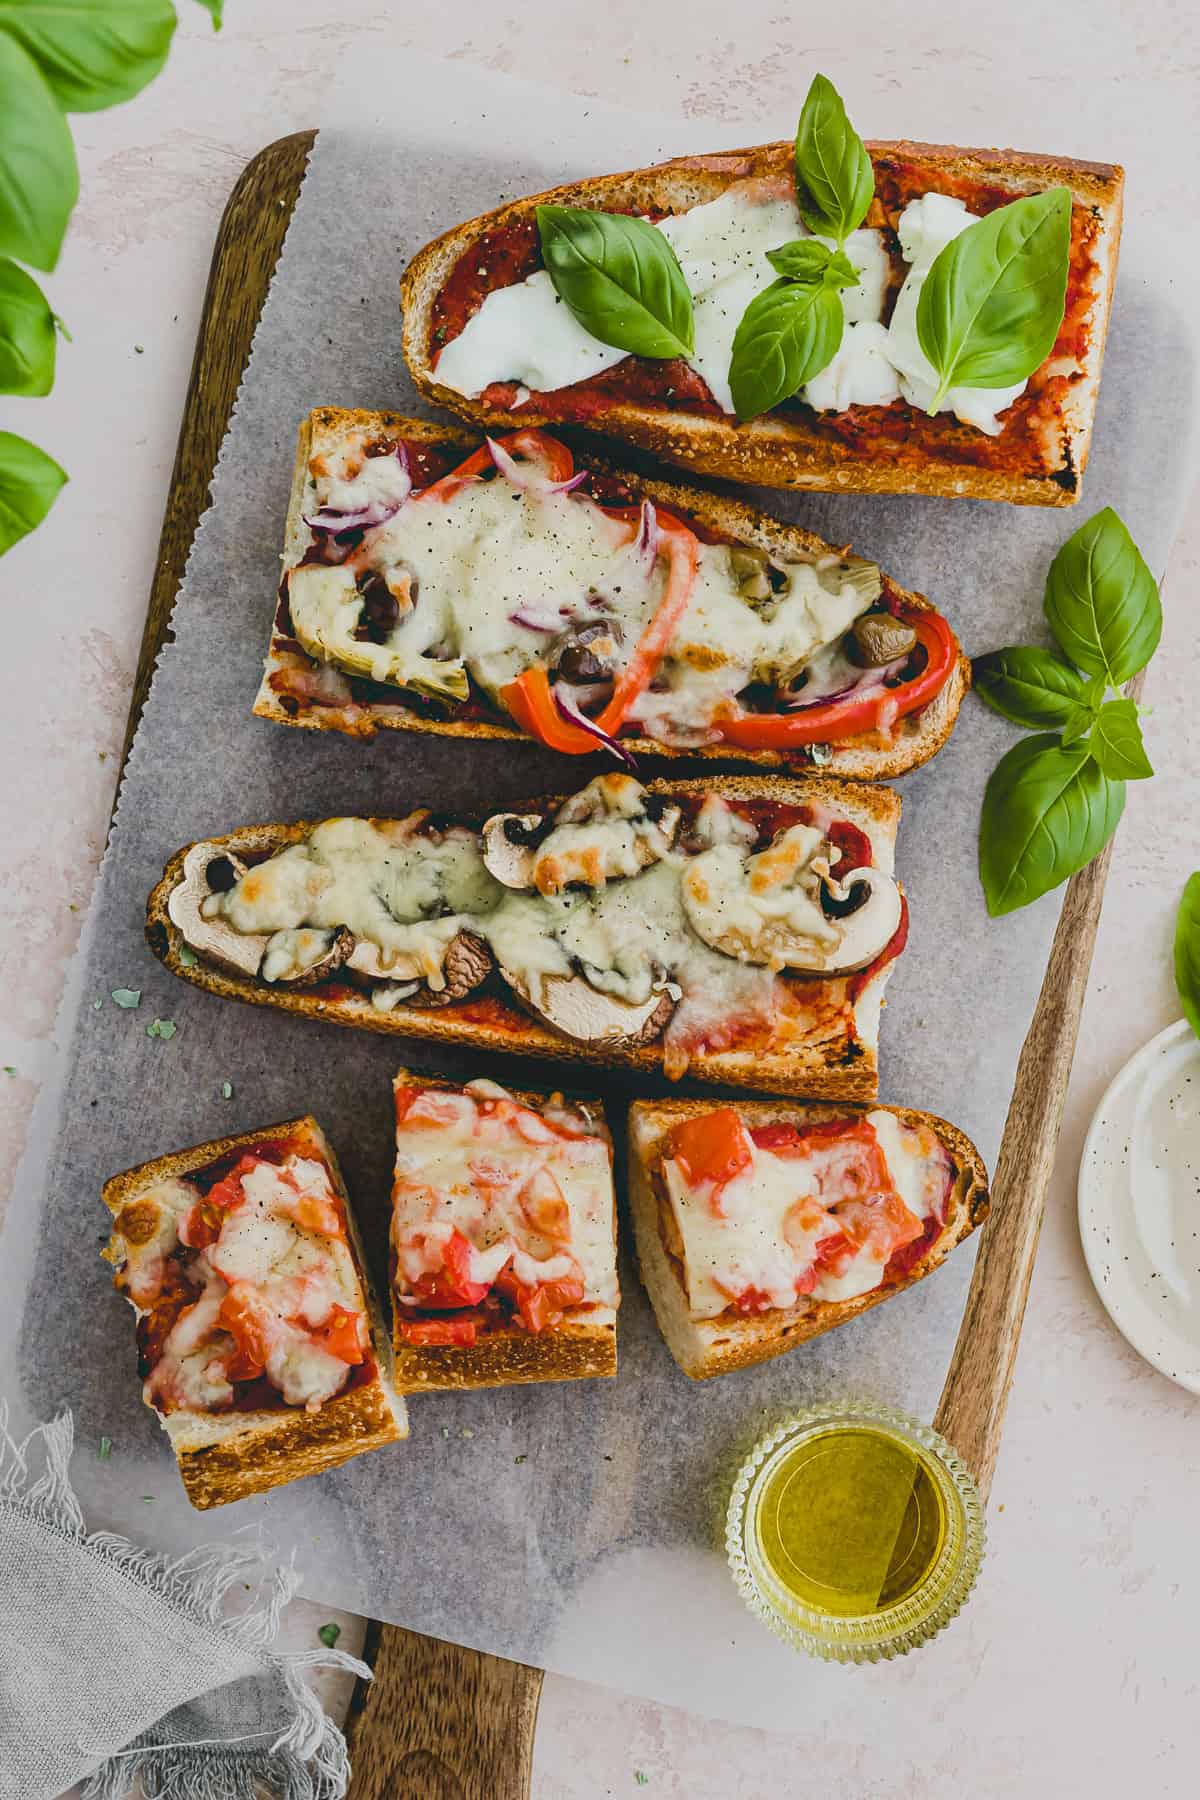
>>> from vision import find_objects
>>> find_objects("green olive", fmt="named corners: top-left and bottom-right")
top-left (852, 612), bottom-right (918, 667)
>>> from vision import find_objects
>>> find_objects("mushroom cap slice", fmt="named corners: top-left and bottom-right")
top-left (481, 814), bottom-right (542, 890)
top-left (482, 779), bottom-right (682, 896)
top-left (167, 844), bottom-right (268, 979)
top-left (348, 927), bottom-right (493, 1006)
top-left (507, 969), bottom-right (676, 1048)
top-left (260, 926), bottom-right (355, 985)
top-left (810, 866), bottom-right (903, 974)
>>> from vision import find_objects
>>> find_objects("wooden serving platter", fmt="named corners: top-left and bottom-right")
top-left (118, 130), bottom-right (1122, 1797)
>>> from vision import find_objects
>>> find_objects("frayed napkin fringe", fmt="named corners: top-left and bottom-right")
top-left (1, 1408), bottom-right (371, 1800)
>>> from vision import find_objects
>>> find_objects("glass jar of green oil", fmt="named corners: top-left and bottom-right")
top-left (726, 1403), bottom-right (984, 1662)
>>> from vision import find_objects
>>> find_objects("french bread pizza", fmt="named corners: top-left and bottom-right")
top-left (146, 773), bottom-right (906, 1099)
top-left (390, 1071), bottom-right (618, 1390)
top-left (403, 135), bottom-right (1122, 506)
top-left (628, 1097), bottom-right (988, 1379)
top-left (257, 409), bottom-right (967, 778)
top-left (102, 1117), bottom-right (407, 1509)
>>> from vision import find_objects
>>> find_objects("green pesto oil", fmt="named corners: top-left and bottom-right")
top-left (753, 1426), bottom-right (947, 1619)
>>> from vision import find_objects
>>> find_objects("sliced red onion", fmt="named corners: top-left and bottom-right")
top-left (779, 654), bottom-right (908, 712)
top-left (554, 689), bottom-right (638, 769)
top-left (509, 606), bottom-right (562, 634)
top-left (486, 437), bottom-right (588, 497)
top-left (634, 500), bottom-right (659, 570)
top-left (305, 443), bottom-right (411, 533)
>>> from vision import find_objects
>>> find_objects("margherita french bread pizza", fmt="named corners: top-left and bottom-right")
top-left (390, 1072), bottom-right (618, 1389)
top-left (402, 142), bottom-right (1122, 506)
top-left (257, 409), bottom-right (967, 778)
top-left (627, 1098), bottom-right (988, 1379)
top-left (102, 1117), bottom-right (407, 1509)
top-left (146, 773), bottom-right (905, 1099)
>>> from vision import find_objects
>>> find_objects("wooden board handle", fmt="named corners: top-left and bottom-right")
top-left (345, 1626), bottom-right (543, 1800)
top-left (933, 822), bottom-right (1124, 1500)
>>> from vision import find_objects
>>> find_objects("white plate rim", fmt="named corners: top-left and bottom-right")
top-left (1077, 1016), bottom-right (1200, 1393)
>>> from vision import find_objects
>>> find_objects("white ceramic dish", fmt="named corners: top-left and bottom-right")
top-left (1078, 1018), bottom-right (1200, 1392)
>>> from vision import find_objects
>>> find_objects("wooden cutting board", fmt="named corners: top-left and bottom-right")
top-left (119, 129), bottom-right (1122, 1799)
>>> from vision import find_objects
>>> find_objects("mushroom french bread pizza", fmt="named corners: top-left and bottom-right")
top-left (402, 141), bottom-right (1122, 506)
top-left (257, 409), bottom-right (967, 778)
top-left (102, 1117), bottom-right (407, 1510)
top-left (390, 1072), bottom-right (618, 1389)
top-left (627, 1098), bottom-right (988, 1379)
top-left (146, 773), bottom-right (906, 1099)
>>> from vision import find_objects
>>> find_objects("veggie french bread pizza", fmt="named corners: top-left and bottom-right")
top-left (257, 410), bottom-right (967, 777)
top-left (402, 96), bottom-right (1121, 506)
top-left (390, 1072), bottom-right (618, 1389)
top-left (102, 1117), bottom-right (407, 1509)
top-left (627, 1098), bottom-right (988, 1379)
top-left (146, 773), bottom-right (905, 1099)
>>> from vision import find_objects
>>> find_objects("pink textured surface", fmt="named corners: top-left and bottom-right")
top-left (7, 6), bottom-right (1197, 1796)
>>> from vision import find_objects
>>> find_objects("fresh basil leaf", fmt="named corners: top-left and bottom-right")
top-left (194, 0), bottom-right (223, 26)
top-left (1059, 701), bottom-right (1095, 749)
top-left (537, 205), bottom-right (693, 359)
top-left (973, 645), bottom-right (1084, 730)
top-left (0, 256), bottom-right (56, 393)
top-left (1044, 506), bottom-right (1162, 685)
top-left (793, 73), bottom-right (874, 246)
top-left (916, 187), bottom-right (1071, 408)
top-left (729, 277), bottom-right (844, 422)
top-left (0, 0), bottom-right (176, 112)
top-left (1088, 698), bottom-right (1153, 780)
top-left (1174, 873), bottom-right (1200, 1042)
top-left (0, 430), bottom-right (67, 553)
top-left (979, 732), bottom-right (1125, 916)
top-left (766, 240), bottom-right (858, 288)
top-left (0, 31), bottom-right (78, 270)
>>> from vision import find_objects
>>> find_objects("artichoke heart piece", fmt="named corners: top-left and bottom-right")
top-left (286, 563), bottom-right (468, 703)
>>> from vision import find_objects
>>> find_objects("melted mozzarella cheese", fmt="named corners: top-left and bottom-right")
top-left (802, 320), bottom-right (902, 414)
top-left (391, 1083), bottom-right (618, 1309)
top-left (435, 184), bottom-right (891, 416)
top-left (663, 1108), bottom-right (948, 1319)
top-left (885, 192), bottom-right (1027, 434)
top-left (112, 1177), bottom-right (197, 1306)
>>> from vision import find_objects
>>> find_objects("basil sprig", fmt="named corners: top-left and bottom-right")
top-left (1175, 874), bottom-right (1200, 1042)
top-left (793, 72), bottom-right (874, 248)
top-left (916, 187), bottom-right (1072, 410)
top-left (537, 205), bottom-right (694, 360)
top-left (0, 1), bottom-right (221, 559)
top-left (976, 508), bottom-right (1160, 916)
top-left (729, 247), bottom-right (857, 422)
top-left (728, 74), bottom-right (873, 421)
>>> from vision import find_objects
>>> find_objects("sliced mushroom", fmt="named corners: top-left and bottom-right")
top-left (348, 927), bottom-right (492, 1007)
top-left (260, 926), bottom-right (354, 985)
top-left (510, 971), bottom-right (676, 1049)
top-left (167, 844), bottom-right (268, 978)
top-left (681, 827), bottom-right (902, 976)
top-left (483, 775), bottom-right (681, 895)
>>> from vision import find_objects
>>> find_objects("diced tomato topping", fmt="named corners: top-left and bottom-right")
top-left (315, 1304), bottom-right (366, 1365)
top-left (493, 1268), bottom-right (585, 1333)
top-left (728, 1285), bottom-right (776, 1315)
top-left (218, 1286), bottom-right (272, 1380)
top-left (204, 1153), bottom-right (264, 1212)
top-left (410, 1228), bottom-right (493, 1309)
top-left (179, 1200), bottom-right (223, 1250)
top-left (518, 1167), bottom-right (571, 1242)
top-left (836, 1190), bottom-right (925, 1261)
top-left (668, 1109), bottom-right (754, 1189)
top-left (399, 1314), bottom-right (482, 1348)
top-left (885, 1214), bottom-right (940, 1280)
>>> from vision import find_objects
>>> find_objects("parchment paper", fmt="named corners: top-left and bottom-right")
top-left (2, 54), bottom-right (1195, 1728)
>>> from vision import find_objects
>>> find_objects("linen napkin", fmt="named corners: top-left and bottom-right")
top-left (0, 1408), bottom-right (371, 1800)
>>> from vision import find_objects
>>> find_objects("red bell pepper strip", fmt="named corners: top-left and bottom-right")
top-left (500, 505), bottom-right (701, 753)
top-left (715, 609), bottom-right (958, 751)
top-left (416, 428), bottom-right (574, 503)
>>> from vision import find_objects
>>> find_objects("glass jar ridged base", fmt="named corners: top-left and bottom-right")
top-left (725, 1401), bottom-right (985, 1663)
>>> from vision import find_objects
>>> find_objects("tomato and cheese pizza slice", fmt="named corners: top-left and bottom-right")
top-left (103, 1117), bottom-right (406, 1509)
top-left (628, 1098), bottom-right (987, 1378)
top-left (390, 1072), bottom-right (618, 1389)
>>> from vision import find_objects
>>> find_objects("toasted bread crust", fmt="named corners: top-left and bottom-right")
top-left (402, 139), bottom-right (1123, 507)
top-left (145, 775), bottom-right (900, 1101)
top-left (257, 408), bottom-right (969, 779)
top-left (627, 1096), bottom-right (989, 1378)
top-left (389, 1069), bottom-right (618, 1390)
top-left (103, 1117), bottom-right (408, 1509)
